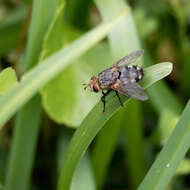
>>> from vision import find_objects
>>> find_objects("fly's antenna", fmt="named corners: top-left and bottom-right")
top-left (83, 83), bottom-right (90, 90)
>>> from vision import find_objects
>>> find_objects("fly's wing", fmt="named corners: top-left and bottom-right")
top-left (113, 50), bottom-right (144, 67)
top-left (117, 80), bottom-right (148, 101)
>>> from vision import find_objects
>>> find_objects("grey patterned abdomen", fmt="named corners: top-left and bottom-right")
top-left (119, 66), bottom-right (144, 82)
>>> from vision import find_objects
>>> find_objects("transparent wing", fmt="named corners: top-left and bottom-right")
top-left (117, 80), bottom-right (148, 101)
top-left (114, 50), bottom-right (144, 67)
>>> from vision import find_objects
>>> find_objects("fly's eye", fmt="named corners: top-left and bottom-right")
top-left (93, 85), bottom-right (99, 92)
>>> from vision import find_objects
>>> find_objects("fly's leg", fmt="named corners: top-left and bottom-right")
top-left (101, 94), bottom-right (106, 113)
top-left (115, 91), bottom-right (124, 107)
top-left (101, 89), bottom-right (112, 113)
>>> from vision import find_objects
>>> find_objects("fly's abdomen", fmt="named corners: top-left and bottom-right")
top-left (119, 66), bottom-right (144, 83)
top-left (98, 69), bottom-right (119, 88)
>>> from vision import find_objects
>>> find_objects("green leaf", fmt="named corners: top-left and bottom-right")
top-left (39, 3), bottom-right (65, 62)
top-left (158, 109), bottom-right (179, 145)
top-left (70, 154), bottom-right (96, 190)
top-left (0, 9), bottom-right (128, 127)
top-left (5, 95), bottom-right (42, 190)
top-left (91, 110), bottom-right (124, 189)
top-left (138, 99), bottom-right (190, 190)
top-left (0, 68), bottom-right (18, 95)
top-left (122, 100), bottom-right (147, 188)
top-left (57, 62), bottom-right (173, 190)
top-left (141, 62), bottom-right (173, 87)
top-left (57, 132), bottom-right (96, 190)
top-left (158, 110), bottom-right (190, 177)
top-left (23, 0), bottom-right (61, 70)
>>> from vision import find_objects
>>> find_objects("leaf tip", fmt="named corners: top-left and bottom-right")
top-left (165, 62), bottom-right (173, 75)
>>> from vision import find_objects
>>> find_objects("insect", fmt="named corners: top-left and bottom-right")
top-left (84, 50), bottom-right (148, 112)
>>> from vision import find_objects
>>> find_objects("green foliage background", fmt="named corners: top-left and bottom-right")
top-left (0, 0), bottom-right (190, 190)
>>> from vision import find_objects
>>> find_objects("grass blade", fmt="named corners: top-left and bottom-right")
top-left (91, 110), bottom-right (124, 189)
top-left (5, 95), bottom-right (41, 190)
top-left (122, 100), bottom-right (147, 188)
top-left (0, 10), bottom-right (128, 127)
top-left (138, 99), bottom-right (190, 190)
top-left (57, 132), bottom-right (96, 190)
top-left (57, 62), bottom-right (172, 190)
top-left (23, 0), bottom-right (60, 70)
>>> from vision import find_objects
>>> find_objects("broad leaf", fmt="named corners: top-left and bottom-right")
top-left (0, 68), bottom-right (18, 95)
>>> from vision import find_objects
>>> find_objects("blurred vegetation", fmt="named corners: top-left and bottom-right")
top-left (0, 0), bottom-right (190, 190)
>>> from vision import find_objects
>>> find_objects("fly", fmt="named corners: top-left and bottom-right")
top-left (84, 50), bottom-right (148, 113)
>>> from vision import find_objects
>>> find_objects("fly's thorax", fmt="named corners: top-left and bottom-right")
top-left (98, 68), bottom-right (119, 89)
top-left (119, 65), bottom-right (144, 82)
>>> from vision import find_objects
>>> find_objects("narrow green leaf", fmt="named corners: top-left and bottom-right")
top-left (23, 0), bottom-right (60, 70)
top-left (158, 109), bottom-right (179, 144)
top-left (57, 132), bottom-right (96, 190)
top-left (5, 95), bottom-right (42, 190)
top-left (70, 154), bottom-right (96, 190)
top-left (91, 110), bottom-right (124, 189)
top-left (158, 110), bottom-right (190, 177)
top-left (138, 99), bottom-right (190, 190)
top-left (57, 62), bottom-right (172, 190)
top-left (39, 3), bottom-right (65, 62)
top-left (122, 100), bottom-right (147, 188)
top-left (0, 68), bottom-right (18, 95)
top-left (0, 10), bottom-right (128, 127)
top-left (141, 62), bottom-right (173, 87)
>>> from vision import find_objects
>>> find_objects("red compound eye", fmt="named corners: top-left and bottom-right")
top-left (93, 84), bottom-right (99, 92)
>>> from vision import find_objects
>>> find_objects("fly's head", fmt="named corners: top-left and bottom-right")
top-left (84, 76), bottom-right (100, 93)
